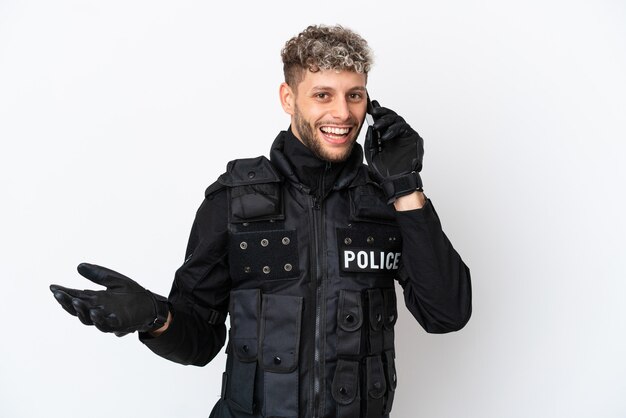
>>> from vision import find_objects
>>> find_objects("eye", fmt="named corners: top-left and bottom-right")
top-left (348, 93), bottom-right (363, 101)
top-left (315, 92), bottom-right (329, 100)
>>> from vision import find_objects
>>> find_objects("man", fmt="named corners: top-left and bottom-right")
top-left (50, 25), bottom-right (471, 418)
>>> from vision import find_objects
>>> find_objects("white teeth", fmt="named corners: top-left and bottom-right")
top-left (321, 126), bottom-right (350, 135)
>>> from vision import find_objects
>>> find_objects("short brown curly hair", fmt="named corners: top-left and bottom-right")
top-left (281, 25), bottom-right (373, 88)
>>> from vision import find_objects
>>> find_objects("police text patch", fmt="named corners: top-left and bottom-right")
top-left (340, 248), bottom-right (401, 273)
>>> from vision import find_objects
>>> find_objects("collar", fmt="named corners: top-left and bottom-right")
top-left (269, 127), bottom-right (366, 196)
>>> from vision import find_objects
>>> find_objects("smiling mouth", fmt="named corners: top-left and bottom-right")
top-left (319, 126), bottom-right (352, 144)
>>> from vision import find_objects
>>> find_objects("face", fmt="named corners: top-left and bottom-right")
top-left (280, 69), bottom-right (368, 162)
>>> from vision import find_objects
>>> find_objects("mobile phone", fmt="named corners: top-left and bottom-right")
top-left (365, 95), bottom-right (375, 127)
top-left (365, 94), bottom-right (381, 151)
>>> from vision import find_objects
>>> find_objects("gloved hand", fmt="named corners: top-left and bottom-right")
top-left (364, 99), bottom-right (424, 203)
top-left (50, 263), bottom-right (169, 337)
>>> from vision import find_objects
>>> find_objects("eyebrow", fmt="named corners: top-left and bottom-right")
top-left (311, 86), bottom-right (367, 92)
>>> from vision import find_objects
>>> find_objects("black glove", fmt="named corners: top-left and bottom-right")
top-left (50, 263), bottom-right (169, 337)
top-left (364, 99), bottom-right (424, 203)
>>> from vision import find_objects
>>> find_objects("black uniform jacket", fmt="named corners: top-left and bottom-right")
top-left (141, 129), bottom-right (472, 418)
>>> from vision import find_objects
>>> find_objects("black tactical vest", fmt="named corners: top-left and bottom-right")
top-left (210, 151), bottom-right (402, 418)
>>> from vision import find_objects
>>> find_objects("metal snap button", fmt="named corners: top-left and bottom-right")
top-left (376, 313), bottom-right (382, 323)
top-left (388, 314), bottom-right (395, 323)
top-left (281, 237), bottom-right (290, 245)
top-left (242, 344), bottom-right (249, 353)
top-left (339, 387), bottom-right (348, 395)
top-left (373, 381), bottom-right (382, 390)
top-left (248, 171), bottom-right (255, 179)
top-left (242, 222), bottom-right (249, 227)
top-left (273, 356), bottom-right (281, 365)
top-left (261, 239), bottom-right (269, 247)
top-left (367, 236), bottom-right (374, 244)
top-left (284, 263), bottom-right (292, 272)
top-left (344, 237), bottom-right (352, 245)
top-left (240, 241), bottom-right (247, 250)
top-left (262, 266), bottom-right (270, 274)
top-left (345, 314), bottom-right (355, 323)
top-left (244, 266), bottom-right (251, 273)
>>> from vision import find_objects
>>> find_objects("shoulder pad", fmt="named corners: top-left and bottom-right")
top-left (204, 180), bottom-right (226, 198)
top-left (217, 156), bottom-right (282, 187)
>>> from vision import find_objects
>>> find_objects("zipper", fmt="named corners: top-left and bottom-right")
top-left (310, 163), bottom-right (331, 418)
top-left (309, 193), bottom-right (327, 418)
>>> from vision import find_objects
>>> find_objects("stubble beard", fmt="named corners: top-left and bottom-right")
top-left (293, 105), bottom-right (361, 163)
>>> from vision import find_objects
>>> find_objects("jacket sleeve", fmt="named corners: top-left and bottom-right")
top-left (139, 188), bottom-right (231, 366)
top-left (395, 199), bottom-right (472, 333)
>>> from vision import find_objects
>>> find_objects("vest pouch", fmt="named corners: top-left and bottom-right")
top-left (367, 289), bottom-right (384, 355)
top-left (349, 184), bottom-right (396, 224)
top-left (260, 293), bottom-right (303, 418)
top-left (337, 290), bottom-right (364, 356)
top-left (382, 288), bottom-right (398, 351)
top-left (227, 289), bottom-right (260, 414)
top-left (382, 350), bottom-right (398, 415)
top-left (331, 359), bottom-right (361, 418)
top-left (364, 355), bottom-right (387, 418)
top-left (220, 156), bottom-right (284, 224)
top-left (230, 183), bottom-right (283, 222)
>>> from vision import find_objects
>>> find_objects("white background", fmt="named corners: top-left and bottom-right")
top-left (1, 1), bottom-right (625, 417)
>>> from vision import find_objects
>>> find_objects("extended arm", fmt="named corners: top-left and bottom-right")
top-left (49, 188), bottom-right (231, 366)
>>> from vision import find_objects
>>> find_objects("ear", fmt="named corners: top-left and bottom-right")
top-left (279, 82), bottom-right (295, 115)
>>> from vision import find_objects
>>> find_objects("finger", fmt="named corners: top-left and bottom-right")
top-left (380, 122), bottom-right (411, 142)
top-left (50, 285), bottom-right (98, 316)
top-left (50, 284), bottom-right (86, 299)
top-left (372, 114), bottom-right (402, 132)
top-left (72, 298), bottom-right (94, 326)
top-left (364, 126), bottom-right (377, 152)
top-left (90, 309), bottom-right (109, 332)
top-left (77, 263), bottom-right (134, 290)
top-left (110, 314), bottom-right (133, 337)
top-left (50, 285), bottom-right (96, 316)
top-left (50, 287), bottom-right (78, 316)
top-left (370, 103), bottom-right (397, 118)
top-left (106, 313), bottom-right (121, 329)
top-left (90, 309), bottom-right (118, 333)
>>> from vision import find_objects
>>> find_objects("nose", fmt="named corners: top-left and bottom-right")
top-left (330, 97), bottom-right (350, 121)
